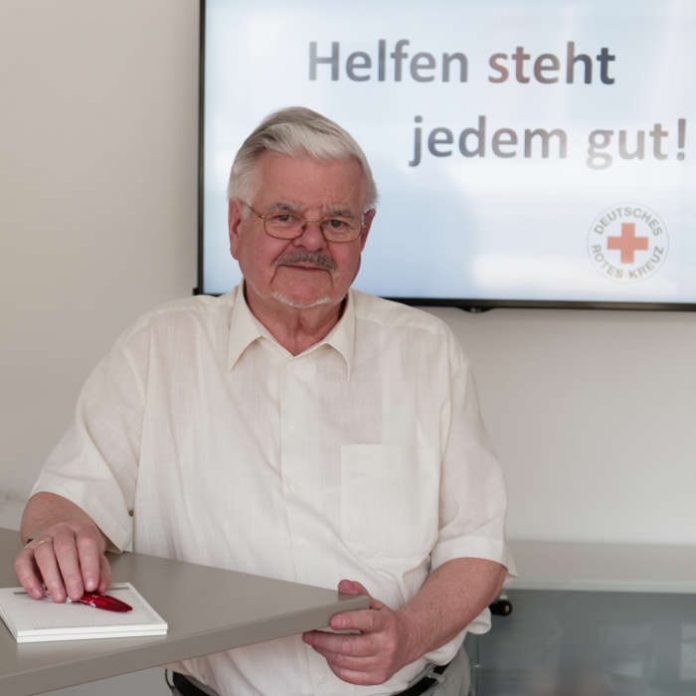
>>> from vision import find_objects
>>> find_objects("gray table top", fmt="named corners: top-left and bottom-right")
top-left (507, 538), bottom-right (696, 593)
top-left (0, 528), bottom-right (368, 695)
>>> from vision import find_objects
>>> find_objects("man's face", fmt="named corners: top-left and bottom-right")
top-left (228, 152), bottom-right (375, 314)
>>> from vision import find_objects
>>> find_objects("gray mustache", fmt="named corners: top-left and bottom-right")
top-left (276, 251), bottom-right (335, 271)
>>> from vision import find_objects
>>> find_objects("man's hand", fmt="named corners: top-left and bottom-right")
top-left (15, 494), bottom-right (112, 603)
top-left (303, 559), bottom-right (507, 686)
top-left (302, 579), bottom-right (417, 686)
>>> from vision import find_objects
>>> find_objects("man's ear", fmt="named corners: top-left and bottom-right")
top-left (358, 208), bottom-right (376, 251)
top-left (228, 199), bottom-right (243, 259)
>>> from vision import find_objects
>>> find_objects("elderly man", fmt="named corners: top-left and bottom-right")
top-left (15, 107), bottom-right (510, 696)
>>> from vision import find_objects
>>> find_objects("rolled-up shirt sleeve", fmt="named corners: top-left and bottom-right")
top-left (431, 330), bottom-right (512, 573)
top-left (31, 323), bottom-right (148, 552)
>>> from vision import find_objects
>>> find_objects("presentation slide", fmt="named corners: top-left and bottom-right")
top-left (201, 0), bottom-right (695, 307)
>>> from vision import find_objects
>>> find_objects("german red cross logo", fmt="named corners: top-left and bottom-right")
top-left (587, 204), bottom-right (668, 283)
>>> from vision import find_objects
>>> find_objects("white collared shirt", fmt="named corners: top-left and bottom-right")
top-left (34, 285), bottom-right (510, 696)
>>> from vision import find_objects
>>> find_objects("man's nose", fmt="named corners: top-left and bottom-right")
top-left (293, 220), bottom-right (327, 250)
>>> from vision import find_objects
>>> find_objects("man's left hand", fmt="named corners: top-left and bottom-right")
top-left (302, 579), bottom-right (416, 686)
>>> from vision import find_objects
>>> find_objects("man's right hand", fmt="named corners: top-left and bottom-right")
top-left (14, 494), bottom-right (112, 603)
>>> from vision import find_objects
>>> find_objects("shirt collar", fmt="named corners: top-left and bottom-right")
top-left (227, 284), bottom-right (266, 369)
top-left (226, 284), bottom-right (356, 377)
top-left (322, 290), bottom-right (355, 378)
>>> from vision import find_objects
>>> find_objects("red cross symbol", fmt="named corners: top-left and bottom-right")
top-left (607, 223), bottom-right (649, 264)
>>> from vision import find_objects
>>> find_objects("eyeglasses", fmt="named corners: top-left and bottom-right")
top-left (241, 202), bottom-right (367, 243)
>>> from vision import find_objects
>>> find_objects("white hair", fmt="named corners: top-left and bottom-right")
top-left (227, 107), bottom-right (378, 208)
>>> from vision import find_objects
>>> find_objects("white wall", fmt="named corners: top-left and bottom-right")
top-left (2, 0), bottom-right (695, 548)
top-left (433, 305), bottom-right (696, 545)
top-left (0, 0), bottom-right (199, 528)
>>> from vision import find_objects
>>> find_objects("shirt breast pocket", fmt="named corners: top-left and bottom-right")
top-left (340, 444), bottom-right (440, 561)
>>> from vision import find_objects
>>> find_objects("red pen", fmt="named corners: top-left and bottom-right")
top-left (75, 592), bottom-right (133, 613)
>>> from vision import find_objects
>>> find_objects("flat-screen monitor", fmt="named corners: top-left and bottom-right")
top-left (198, 0), bottom-right (695, 310)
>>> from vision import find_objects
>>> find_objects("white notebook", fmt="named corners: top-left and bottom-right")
top-left (0, 582), bottom-right (168, 643)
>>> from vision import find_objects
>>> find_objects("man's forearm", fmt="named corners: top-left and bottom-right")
top-left (21, 492), bottom-right (105, 544)
top-left (396, 557), bottom-right (506, 664)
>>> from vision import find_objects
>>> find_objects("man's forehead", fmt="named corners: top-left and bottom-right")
top-left (255, 152), bottom-right (363, 179)
top-left (251, 152), bottom-right (367, 208)
top-left (265, 200), bottom-right (358, 216)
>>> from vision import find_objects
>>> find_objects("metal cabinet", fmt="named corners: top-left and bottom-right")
top-left (468, 589), bottom-right (696, 696)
